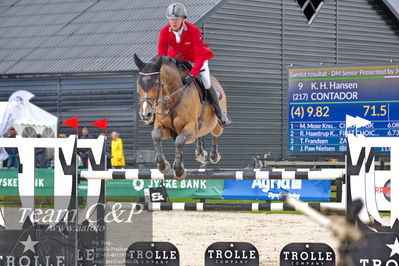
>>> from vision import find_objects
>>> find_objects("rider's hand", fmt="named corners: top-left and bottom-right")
top-left (183, 74), bottom-right (194, 85)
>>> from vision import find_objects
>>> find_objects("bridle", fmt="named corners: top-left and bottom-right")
top-left (138, 71), bottom-right (189, 117)
top-left (138, 71), bottom-right (162, 117)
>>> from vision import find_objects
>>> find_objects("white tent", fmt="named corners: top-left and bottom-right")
top-left (0, 102), bottom-right (57, 138)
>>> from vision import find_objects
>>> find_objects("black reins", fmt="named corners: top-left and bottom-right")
top-left (138, 69), bottom-right (189, 116)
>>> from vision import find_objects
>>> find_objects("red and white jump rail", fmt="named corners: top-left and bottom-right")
top-left (80, 168), bottom-right (345, 180)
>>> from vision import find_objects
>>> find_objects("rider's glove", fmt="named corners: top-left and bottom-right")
top-left (183, 74), bottom-right (195, 85)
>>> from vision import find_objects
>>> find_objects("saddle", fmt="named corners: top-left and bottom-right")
top-left (170, 58), bottom-right (224, 131)
top-left (176, 60), bottom-right (208, 103)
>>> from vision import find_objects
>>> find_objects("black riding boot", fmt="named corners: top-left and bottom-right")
top-left (208, 85), bottom-right (232, 127)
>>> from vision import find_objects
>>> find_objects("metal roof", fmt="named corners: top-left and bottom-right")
top-left (383, 0), bottom-right (399, 21)
top-left (0, 0), bottom-right (221, 74)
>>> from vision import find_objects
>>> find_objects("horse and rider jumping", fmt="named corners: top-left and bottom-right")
top-left (134, 3), bottom-right (232, 180)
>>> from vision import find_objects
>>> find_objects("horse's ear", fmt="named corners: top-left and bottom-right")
top-left (134, 53), bottom-right (145, 70)
top-left (155, 56), bottom-right (163, 70)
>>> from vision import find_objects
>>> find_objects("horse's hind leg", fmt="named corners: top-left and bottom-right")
top-left (152, 127), bottom-right (170, 174)
top-left (209, 135), bottom-right (221, 164)
top-left (209, 125), bottom-right (223, 164)
top-left (195, 137), bottom-right (208, 165)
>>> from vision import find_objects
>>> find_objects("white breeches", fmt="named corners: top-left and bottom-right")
top-left (194, 60), bottom-right (211, 89)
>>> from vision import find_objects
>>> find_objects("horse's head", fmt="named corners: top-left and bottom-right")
top-left (134, 54), bottom-right (163, 126)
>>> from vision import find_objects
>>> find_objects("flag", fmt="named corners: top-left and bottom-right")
top-left (63, 116), bottom-right (79, 129)
top-left (92, 118), bottom-right (107, 130)
top-left (0, 90), bottom-right (35, 160)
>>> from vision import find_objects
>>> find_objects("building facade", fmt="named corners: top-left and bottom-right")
top-left (0, 0), bottom-right (398, 167)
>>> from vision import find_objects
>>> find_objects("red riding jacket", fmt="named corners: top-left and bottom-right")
top-left (157, 22), bottom-right (214, 77)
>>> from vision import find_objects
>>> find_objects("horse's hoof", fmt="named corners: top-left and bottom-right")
top-left (195, 150), bottom-right (208, 164)
top-left (209, 152), bottom-right (221, 164)
top-left (158, 161), bottom-right (171, 174)
top-left (173, 161), bottom-right (186, 181)
top-left (174, 168), bottom-right (186, 181)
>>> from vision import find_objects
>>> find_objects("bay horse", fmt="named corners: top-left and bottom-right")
top-left (134, 54), bottom-right (228, 180)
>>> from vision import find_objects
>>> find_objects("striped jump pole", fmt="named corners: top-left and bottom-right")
top-left (109, 202), bottom-right (346, 212)
top-left (80, 168), bottom-right (345, 180)
top-left (0, 207), bottom-right (5, 229)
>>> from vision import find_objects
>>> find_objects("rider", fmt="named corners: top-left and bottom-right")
top-left (158, 2), bottom-right (232, 127)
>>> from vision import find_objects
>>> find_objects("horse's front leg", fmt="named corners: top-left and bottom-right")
top-left (173, 126), bottom-right (196, 180)
top-left (152, 127), bottom-right (170, 174)
top-left (173, 131), bottom-right (188, 180)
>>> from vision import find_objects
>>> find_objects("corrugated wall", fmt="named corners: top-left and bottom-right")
top-left (58, 75), bottom-right (136, 165)
top-left (204, 0), bottom-right (284, 167)
top-left (338, 0), bottom-right (399, 64)
top-left (0, 74), bottom-right (137, 165)
top-left (0, 78), bottom-right (60, 114)
top-left (282, 0), bottom-right (338, 159)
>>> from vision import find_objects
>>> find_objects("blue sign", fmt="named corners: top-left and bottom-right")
top-left (223, 180), bottom-right (331, 201)
top-left (288, 64), bottom-right (399, 153)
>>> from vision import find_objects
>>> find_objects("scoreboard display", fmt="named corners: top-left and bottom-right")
top-left (288, 64), bottom-right (399, 153)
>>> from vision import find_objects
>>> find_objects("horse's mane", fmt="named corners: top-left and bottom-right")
top-left (149, 56), bottom-right (159, 64)
top-left (146, 55), bottom-right (185, 91)
top-left (149, 55), bottom-right (176, 67)
top-left (158, 56), bottom-right (183, 90)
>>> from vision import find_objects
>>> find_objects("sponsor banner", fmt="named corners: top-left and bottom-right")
top-left (348, 231), bottom-right (399, 265)
top-left (280, 243), bottom-right (335, 266)
top-left (126, 242), bottom-right (179, 266)
top-left (0, 169), bottom-right (223, 199)
top-left (0, 169), bottom-right (53, 196)
top-left (0, 230), bottom-right (73, 266)
top-left (205, 242), bottom-right (259, 266)
top-left (91, 179), bottom-right (224, 199)
top-left (375, 170), bottom-right (390, 212)
top-left (146, 187), bottom-right (168, 202)
top-left (223, 180), bottom-right (331, 201)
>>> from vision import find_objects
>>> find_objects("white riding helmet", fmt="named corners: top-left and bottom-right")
top-left (166, 3), bottom-right (188, 19)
